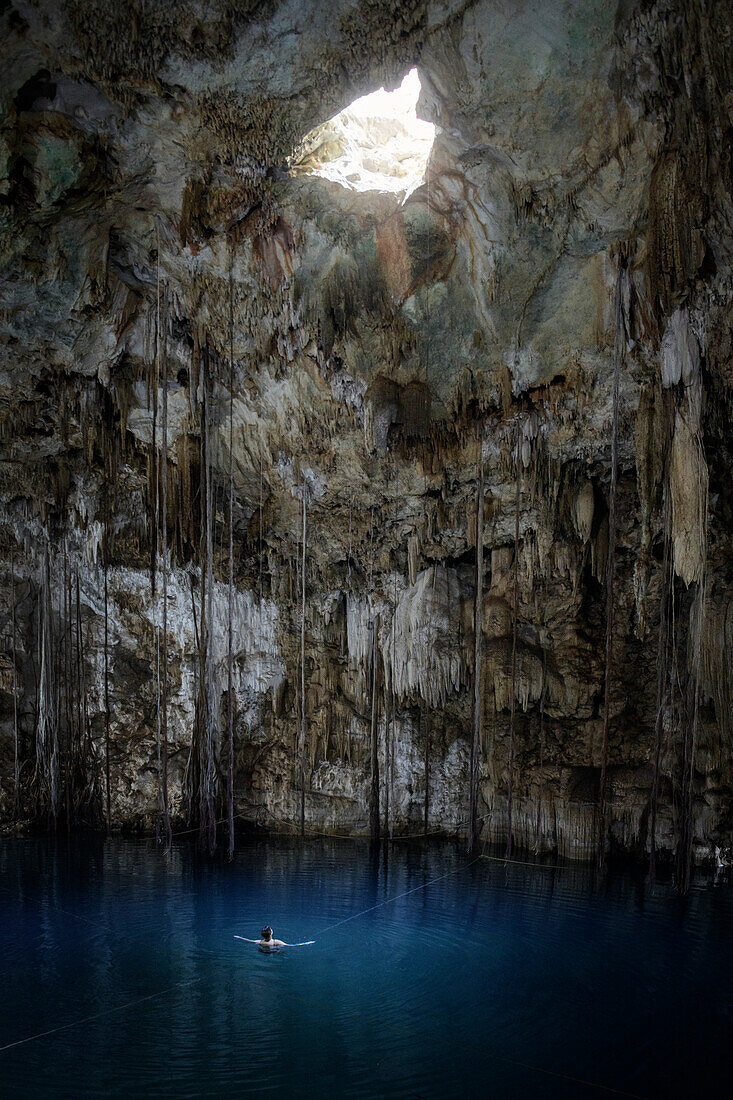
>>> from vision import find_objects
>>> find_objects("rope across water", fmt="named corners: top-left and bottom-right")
top-left (0, 979), bottom-right (203, 1055)
top-left (0, 846), bottom-right (650, 1097)
top-left (313, 854), bottom-right (483, 937)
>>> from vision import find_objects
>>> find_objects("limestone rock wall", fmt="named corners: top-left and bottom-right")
top-left (0, 0), bottom-right (732, 863)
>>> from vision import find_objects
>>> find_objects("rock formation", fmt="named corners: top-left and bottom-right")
top-left (1, 0), bottom-right (731, 871)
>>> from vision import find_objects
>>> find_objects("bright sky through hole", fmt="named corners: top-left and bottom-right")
top-left (302, 68), bottom-right (435, 196)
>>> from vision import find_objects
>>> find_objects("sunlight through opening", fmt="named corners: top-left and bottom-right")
top-left (295, 68), bottom-right (435, 197)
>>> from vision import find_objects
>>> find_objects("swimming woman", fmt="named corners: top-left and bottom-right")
top-left (235, 926), bottom-right (314, 949)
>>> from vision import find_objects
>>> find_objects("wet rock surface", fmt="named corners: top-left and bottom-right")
top-left (0, 0), bottom-right (732, 866)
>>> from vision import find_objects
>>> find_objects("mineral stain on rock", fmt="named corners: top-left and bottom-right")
top-left (0, 0), bottom-right (731, 878)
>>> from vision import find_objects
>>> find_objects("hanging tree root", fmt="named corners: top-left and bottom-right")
top-left (469, 426), bottom-right (484, 854)
top-left (505, 416), bottom-right (521, 861)
top-left (227, 266), bottom-right (235, 861)
top-left (597, 260), bottom-right (629, 869)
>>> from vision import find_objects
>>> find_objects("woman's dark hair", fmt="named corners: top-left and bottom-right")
top-left (261, 926), bottom-right (273, 940)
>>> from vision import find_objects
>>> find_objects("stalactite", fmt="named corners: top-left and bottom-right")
top-left (369, 613), bottom-right (380, 842)
top-left (468, 428), bottom-right (483, 853)
top-left (2, 28), bottom-right (728, 875)
top-left (505, 417), bottom-right (520, 860)
top-left (299, 483), bottom-right (307, 837)
top-left (597, 261), bottom-right (628, 868)
top-left (227, 268), bottom-right (235, 861)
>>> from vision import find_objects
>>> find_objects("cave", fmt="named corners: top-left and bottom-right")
top-left (1, 1), bottom-right (732, 1096)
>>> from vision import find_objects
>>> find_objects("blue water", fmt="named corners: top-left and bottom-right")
top-left (0, 837), bottom-right (730, 1098)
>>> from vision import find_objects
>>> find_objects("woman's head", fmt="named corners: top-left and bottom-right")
top-left (261, 926), bottom-right (273, 942)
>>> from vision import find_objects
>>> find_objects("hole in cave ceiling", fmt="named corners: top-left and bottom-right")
top-left (294, 68), bottom-right (435, 197)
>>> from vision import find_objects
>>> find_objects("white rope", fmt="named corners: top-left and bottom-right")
top-left (0, 979), bottom-right (202, 1054)
top-left (313, 855), bottom-right (482, 937)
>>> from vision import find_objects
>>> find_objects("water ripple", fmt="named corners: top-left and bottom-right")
top-left (0, 837), bottom-right (730, 1099)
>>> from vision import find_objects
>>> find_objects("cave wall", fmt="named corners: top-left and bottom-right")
top-left (1, 0), bottom-right (732, 862)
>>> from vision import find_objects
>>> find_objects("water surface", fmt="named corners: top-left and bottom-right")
top-left (0, 836), bottom-right (730, 1098)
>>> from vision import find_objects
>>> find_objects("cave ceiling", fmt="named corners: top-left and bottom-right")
top-left (1, 0), bottom-right (732, 857)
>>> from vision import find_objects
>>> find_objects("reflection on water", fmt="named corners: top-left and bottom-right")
top-left (0, 836), bottom-right (730, 1098)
